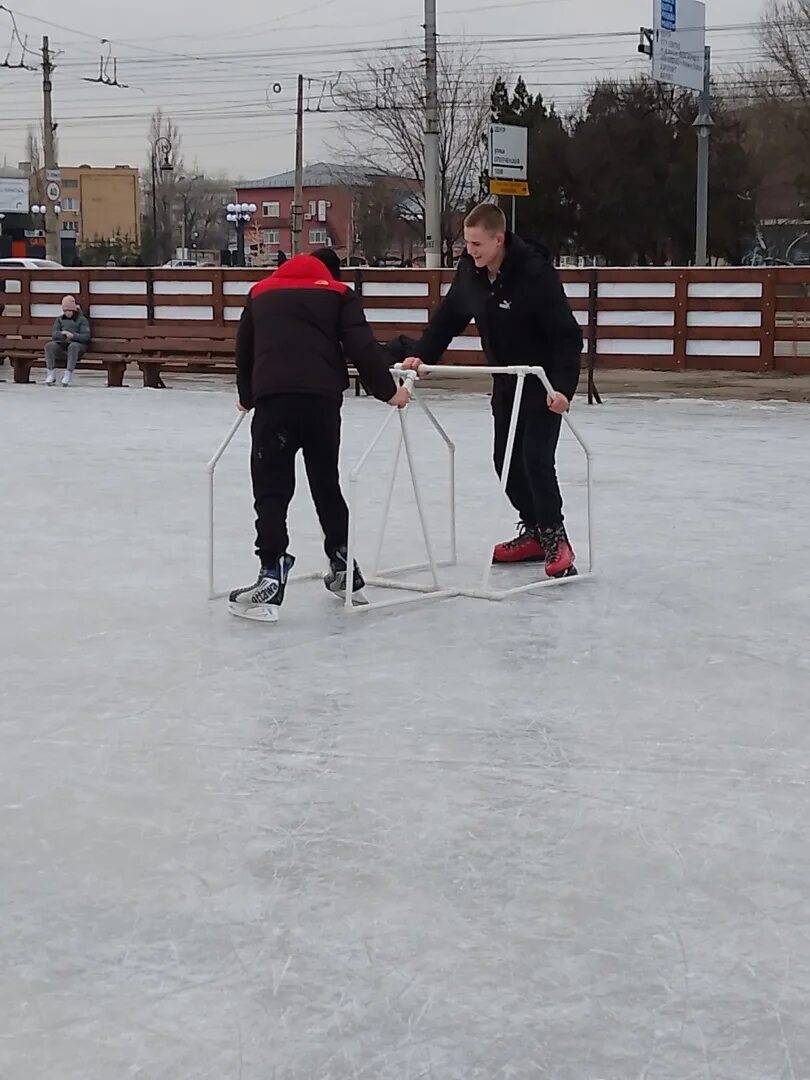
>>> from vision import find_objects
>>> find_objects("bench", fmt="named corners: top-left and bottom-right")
top-left (118, 326), bottom-right (366, 394)
top-left (1, 321), bottom-right (368, 394)
top-left (135, 327), bottom-right (237, 388)
top-left (0, 325), bottom-right (233, 390)
top-left (0, 324), bottom-right (139, 387)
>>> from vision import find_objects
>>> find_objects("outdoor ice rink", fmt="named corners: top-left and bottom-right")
top-left (2, 379), bottom-right (809, 1080)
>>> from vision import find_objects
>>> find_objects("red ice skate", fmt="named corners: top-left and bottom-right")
top-left (538, 525), bottom-right (577, 578)
top-left (492, 523), bottom-right (546, 564)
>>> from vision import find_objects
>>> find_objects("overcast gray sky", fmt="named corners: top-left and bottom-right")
top-left (0, 0), bottom-right (765, 180)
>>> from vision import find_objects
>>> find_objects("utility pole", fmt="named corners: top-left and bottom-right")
top-left (41, 36), bottom-right (60, 263)
top-left (693, 46), bottom-right (713, 267)
top-left (291, 74), bottom-right (304, 256)
top-left (423, 0), bottom-right (441, 269)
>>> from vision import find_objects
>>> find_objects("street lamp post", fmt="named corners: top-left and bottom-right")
top-left (226, 202), bottom-right (257, 267)
top-left (30, 204), bottom-right (52, 256)
top-left (150, 136), bottom-right (174, 265)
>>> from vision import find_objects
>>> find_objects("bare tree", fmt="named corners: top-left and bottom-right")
top-left (349, 177), bottom-right (420, 264)
top-left (757, 0), bottom-right (810, 157)
top-left (731, 1), bottom-right (810, 240)
top-left (176, 171), bottom-right (232, 256)
top-left (24, 127), bottom-right (45, 205)
top-left (333, 49), bottom-right (492, 264)
top-left (760, 0), bottom-right (810, 108)
top-left (143, 109), bottom-right (184, 262)
top-left (24, 122), bottom-right (58, 205)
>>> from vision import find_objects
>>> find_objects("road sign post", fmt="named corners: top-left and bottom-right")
top-left (489, 124), bottom-right (530, 231)
top-left (693, 45), bottom-right (713, 267)
top-left (647, 0), bottom-right (711, 265)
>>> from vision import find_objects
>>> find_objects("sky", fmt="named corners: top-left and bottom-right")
top-left (0, 0), bottom-right (766, 181)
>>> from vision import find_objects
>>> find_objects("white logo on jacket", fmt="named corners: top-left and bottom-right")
top-left (499, 300), bottom-right (512, 310)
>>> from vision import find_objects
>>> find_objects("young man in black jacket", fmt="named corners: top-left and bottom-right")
top-left (230, 248), bottom-right (410, 622)
top-left (399, 203), bottom-right (582, 578)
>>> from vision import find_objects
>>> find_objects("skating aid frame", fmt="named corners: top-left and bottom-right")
top-left (206, 365), bottom-right (594, 612)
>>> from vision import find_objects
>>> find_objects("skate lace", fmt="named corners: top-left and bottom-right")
top-left (541, 526), bottom-right (566, 561)
top-left (503, 523), bottom-right (534, 550)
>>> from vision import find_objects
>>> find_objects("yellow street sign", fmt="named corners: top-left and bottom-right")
top-left (489, 179), bottom-right (530, 197)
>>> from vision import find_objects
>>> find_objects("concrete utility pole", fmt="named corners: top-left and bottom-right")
top-left (423, 0), bottom-right (441, 269)
top-left (291, 74), bottom-right (304, 256)
top-left (693, 46), bottom-right (713, 267)
top-left (41, 36), bottom-right (60, 263)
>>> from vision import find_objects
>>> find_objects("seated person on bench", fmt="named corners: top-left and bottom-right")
top-left (45, 295), bottom-right (91, 387)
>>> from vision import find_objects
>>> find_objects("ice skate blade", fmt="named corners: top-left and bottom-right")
top-left (228, 602), bottom-right (280, 623)
top-left (492, 555), bottom-right (545, 565)
top-left (326, 584), bottom-right (369, 606)
top-left (549, 565), bottom-right (578, 580)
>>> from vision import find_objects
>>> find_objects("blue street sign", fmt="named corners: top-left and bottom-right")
top-left (661, 0), bottom-right (677, 30)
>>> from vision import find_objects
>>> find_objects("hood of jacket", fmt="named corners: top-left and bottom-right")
top-left (508, 232), bottom-right (552, 268)
top-left (251, 254), bottom-right (349, 299)
top-left (55, 309), bottom-right (89, 328)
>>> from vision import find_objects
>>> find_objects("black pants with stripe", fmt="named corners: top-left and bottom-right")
top-left (251, 394), bottom-right (349, 566)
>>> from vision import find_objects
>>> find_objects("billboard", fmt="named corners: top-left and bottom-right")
top-left (652, 0), bottom-right (706, 93)
top-left (489, 124), bottom-right (530, 197)
top-left (0, 176), bottom-right (29, 214)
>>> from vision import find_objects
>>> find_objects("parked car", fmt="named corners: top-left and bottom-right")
top-left (0, 258), bottom-right (64, 314)
top-left (0, 258), bottom-right (64, 269)
top-left (161, 259), bottom-right (215, 269)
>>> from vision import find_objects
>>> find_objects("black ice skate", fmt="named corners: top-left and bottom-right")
top-left (228, 554), bottom-right (296, 622)
top-left (324, 547), bottom-right (369, 606)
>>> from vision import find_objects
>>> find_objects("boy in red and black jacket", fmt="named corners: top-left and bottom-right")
top-left (230, 248), bottom-right (410, 622)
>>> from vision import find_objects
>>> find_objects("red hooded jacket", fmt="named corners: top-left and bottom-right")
top-left (235, 254), bottom-right (396, 407)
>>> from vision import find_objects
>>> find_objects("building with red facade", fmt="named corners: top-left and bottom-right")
top-left (235, 162), bottom-right (424, 267)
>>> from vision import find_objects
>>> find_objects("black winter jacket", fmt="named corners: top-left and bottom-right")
top-left (391, 233), bottom-right (582, 400)
top-left (236, 254), bottom-right (397, 408)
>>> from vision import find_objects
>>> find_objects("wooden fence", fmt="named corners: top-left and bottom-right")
top-left (3, 265), bottom-right (810, 373)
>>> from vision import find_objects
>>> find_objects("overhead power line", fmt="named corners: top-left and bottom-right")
top-left (0, 0), bottom-right (786, 180)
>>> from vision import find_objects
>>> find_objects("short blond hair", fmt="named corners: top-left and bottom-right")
top-left (464, 202), bottom-right (507, 234)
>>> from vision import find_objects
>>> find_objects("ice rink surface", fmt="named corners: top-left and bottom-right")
top-left (1, 379), bottom-right (809, 1080)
